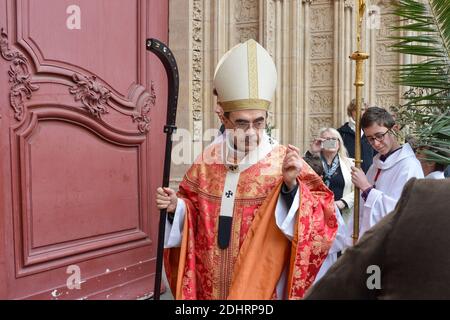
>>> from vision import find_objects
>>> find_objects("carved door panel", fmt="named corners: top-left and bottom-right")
top-left (0, 0), bottom-right (168, 299)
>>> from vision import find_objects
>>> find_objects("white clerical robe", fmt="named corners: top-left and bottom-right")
top-left (313, 205), bottom-right (349, 283)
top-left (425, 171), bottom-right (446, 180)
top-left (348, 143), bottom-right (424, 239)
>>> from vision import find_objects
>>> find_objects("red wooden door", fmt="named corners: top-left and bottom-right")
top-left (0, 0), bottom-right (168, 299)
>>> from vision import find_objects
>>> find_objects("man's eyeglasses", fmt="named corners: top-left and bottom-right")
top-left (366, 128), bottom-right (393, 144)
top-left (228, 118), bottom-right (266, 131)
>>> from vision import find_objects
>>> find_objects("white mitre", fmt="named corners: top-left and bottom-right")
top-left (213, 39), bottom-right (277, 112)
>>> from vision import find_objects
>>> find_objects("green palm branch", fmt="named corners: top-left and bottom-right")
top-left (389, 0), bottom-right (450, 166)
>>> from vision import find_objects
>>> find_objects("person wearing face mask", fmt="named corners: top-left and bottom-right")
top-left (350, 107), bottom-right (424, 239)
top-left (155, 39), bottom-right (337, 300)
top-left (337, 99), bottom-right (374, 173)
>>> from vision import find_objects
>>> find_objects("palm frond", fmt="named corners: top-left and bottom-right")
top-left (389, 0), bottom-right (450, 166)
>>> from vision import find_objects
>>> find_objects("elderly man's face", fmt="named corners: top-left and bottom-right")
top-left (224, 109), bottom-right (267, 153)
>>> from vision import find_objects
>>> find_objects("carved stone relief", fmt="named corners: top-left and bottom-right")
top-left (372, 0), bottom-right (397, 6)
top-left (192, 50), bottom-right (202, 81)
top-left (236, 25), bottom-right (259, 43)
top-left (375, 93), bottom-right (398, 109)
top-left (375, 68), bottom-right (396, 91)
top-left (192, 20), bottom-right (202, 52)
top-left (265, 0), bottom-right (276, 57)
top-left (344, 0), bottom-right (354, 9)
top-left (310, 90), bottom-right (333, 114)
top-left (310, 6), bottom-right (333, 32)
top-left (308, 1), bottom-right (335, 144)
top-left (375, 41), bottom-right (398, 65)
top-left (192, 0), bottom-right (203, 122)
top-left (235, 0), bottom-right (258, 23)
top-left (193, 0), bottom-right (202, 21)
top-left (192, 81), bottom-right (202, 121)
top-left (374, 7), bottom-right (400, 108)
top-left (311, 34), bottom-right (334, 59)
top-left (376, 13), bottom-right (399, 39)
top-left (310, 116), bottom-right (333, 138)
top-left (311, 62), bottom-right (333, 87)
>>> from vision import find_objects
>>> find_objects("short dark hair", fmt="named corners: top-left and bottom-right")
top-left (361, 106), bottom-right (395, 129)
top-left (435, 162), bottom-right (446, 172)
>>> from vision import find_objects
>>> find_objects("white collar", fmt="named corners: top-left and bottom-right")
top-left (348, 118), bottom-right (363, 137)
top-left (425, 171), bottom-right (446, 180)
top-left (223, 131), bottom-right (277, 171)
top-left (373, 143), bottom-right (416, 170)
top-left (348, 118), bottom-right (356, 132)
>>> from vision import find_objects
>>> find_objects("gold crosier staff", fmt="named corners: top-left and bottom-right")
top-left (350, 0), bottom-right (369, 245)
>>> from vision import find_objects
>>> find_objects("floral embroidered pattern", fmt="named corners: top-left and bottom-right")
top-left (166, 143), bottom-right (337, 299)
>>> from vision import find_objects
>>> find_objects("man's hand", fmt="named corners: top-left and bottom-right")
top-left (282, 144), bottom-right (303, 191)
top-left (310, 138), bottom-right (325, 155)
top-left (335, 200), bottom-right (346, 210)
top-left (351, 167), bottom-right (372, 191)
top-left (156, 187), bottom-right (178, 213)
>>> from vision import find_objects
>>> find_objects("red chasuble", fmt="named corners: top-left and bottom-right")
top-left (164, 142), bottom-right (337, 300)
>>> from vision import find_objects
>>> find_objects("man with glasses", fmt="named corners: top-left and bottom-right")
top-left (350, 107), bottom-right (423, 238)
top-left (156, 39), bottom-right (337, 299)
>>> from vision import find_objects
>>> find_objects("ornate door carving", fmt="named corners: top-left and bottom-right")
top-left (0, 0), bottom-right (168, 299)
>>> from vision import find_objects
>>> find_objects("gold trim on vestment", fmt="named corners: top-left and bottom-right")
top-left (219, 99), bottom-right (270, 112)
top-left (247, 39), bottom-right (258, 99)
